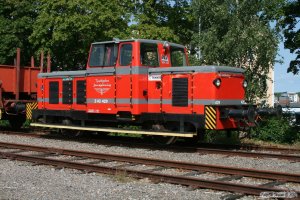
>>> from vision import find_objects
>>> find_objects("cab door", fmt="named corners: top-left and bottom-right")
top-left (116, 43), bottom-right (133, 110)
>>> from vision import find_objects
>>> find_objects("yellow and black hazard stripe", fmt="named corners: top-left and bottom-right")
top-left (205, 106), bottom-right (217, 129)
top-left (26, 102), bottom-right (38, 120)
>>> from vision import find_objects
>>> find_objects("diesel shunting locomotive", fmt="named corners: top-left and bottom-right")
top-left (29, 39), bottom-right (261, 143)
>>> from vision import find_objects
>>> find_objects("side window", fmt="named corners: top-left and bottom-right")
top-left (89, 44), bottom-right (117, 67)
top-left (140, 43), bottom-right (159, 67)
top-left (120, 44), bottom-right (132, 66)
top-left (170, 47), bottom-right (187, 67)
top-left (49, 81), bottom-right (59, 104)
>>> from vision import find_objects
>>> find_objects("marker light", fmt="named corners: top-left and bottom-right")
top-left (243, 80), bottom-right (248, 88)
top-left (213, 78), bottom-right (221, 87)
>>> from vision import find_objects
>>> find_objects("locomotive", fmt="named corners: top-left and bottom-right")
top-left (29, 39), bottom-right (260, 144)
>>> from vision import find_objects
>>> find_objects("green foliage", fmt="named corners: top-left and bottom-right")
top-left (128, 24), bottom-right (180, 42)
top-left (0, 0), bottom-right (38, 65)
top-left (204, 130), bottom-right (241, 145)
top-left (29, 0), bottom-right (131, 70)
top-left (274, 92), bottom-right (283, 99)
top-left (281, 0), bottom-right (300, 74)
top-left (191, 0), bottom-right (285, 102)
top-left (129, 0), bottom-right (193, 44)
top-left (252, 117), bottom-right (300, 144)
top-left (0, 120), bottom-right (9, 127)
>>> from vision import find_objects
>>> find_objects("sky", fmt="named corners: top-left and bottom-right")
top-left (274, 20), bottom-right (300, 93)
top-left (274, 41), bottom-right (300, 93)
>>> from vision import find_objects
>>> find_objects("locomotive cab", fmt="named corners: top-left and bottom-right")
top-left (32, 39), bottom-right (256, 142)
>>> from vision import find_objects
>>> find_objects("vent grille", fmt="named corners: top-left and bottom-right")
top-left (172, 78), bottom-right (188, 107)
top-left (62, 81), bottom-right (73, 104)
top-left (76, 80), bottom-right (86, 104)
top-left (49, 81), bottom-right (59, 104)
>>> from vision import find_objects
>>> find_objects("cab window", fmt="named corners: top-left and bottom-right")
top-left (170, 46), bottom-right (187, 67)
top-left (140, 43), bottom-right (159, 67)
top-left (89, 43), bottom-right (117, 67)
top-left (120, 44), bottom-right (132, 66)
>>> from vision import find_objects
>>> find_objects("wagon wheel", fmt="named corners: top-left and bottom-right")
top-left (149, 124), bottom-right (178, 145)
top-left (8, 115), bottom-right (26, 129)
top-left (60, 119), bottom-right (83, 138)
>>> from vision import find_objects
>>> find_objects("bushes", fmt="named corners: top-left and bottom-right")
top-left (204, 116), bottom-right (300, 145)
top-left (252, 116), bottom-right (300, 144)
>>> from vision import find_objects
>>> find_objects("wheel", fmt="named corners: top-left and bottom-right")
top-left (8, 115), bottom-right (26, 129)
top-left (152, 136), bottom-right (178, 145)
top-left (149, 124), bottom-right (178, 145)
top-left (60, 119), bottom-right (83, 138)
top-left (184, 129), bottom-right (205, 145)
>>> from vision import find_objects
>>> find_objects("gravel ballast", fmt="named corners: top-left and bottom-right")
top-left (0, 160), bottom-right (228, 200)
top-left (0, 133), bottom-right (299, 199)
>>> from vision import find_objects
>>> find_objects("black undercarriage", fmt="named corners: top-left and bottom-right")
top-left (32, 109), bottom-right (205, 133)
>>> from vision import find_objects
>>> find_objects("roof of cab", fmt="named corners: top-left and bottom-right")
top-left (92, 39), bottom-right (185, 48)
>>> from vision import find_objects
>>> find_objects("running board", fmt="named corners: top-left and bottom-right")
top-left (30, 123), bottom-right (195, 138)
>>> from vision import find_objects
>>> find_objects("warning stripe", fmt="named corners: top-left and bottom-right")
top-left (26, 102), bottom-right (38, 120)
top-left (205, 106), bottom-right (216, 129)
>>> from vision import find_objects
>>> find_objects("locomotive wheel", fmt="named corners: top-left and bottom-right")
top-left (152, 136), bottom-right (178, 145)
top-left (60, 119), bottom-right (83, 138)
top-left (8, 115), bottom-right (26, 129)
top-left (149, 124), bottom-right (178, 145)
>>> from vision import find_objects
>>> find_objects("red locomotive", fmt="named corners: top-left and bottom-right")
top-left (29, 39), bottom-right (259, 143)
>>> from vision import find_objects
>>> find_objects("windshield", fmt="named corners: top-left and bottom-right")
top-left (89, 43), bottom-right (117, 67)
top-left (170, 46), bottom-right (187, 67)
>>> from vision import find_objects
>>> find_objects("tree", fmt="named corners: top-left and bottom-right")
top-left (29, 0), bottom-right (131, 70)
top-left (191, 0), bottom-right (285, 102)
top-left (282, 0), bottom-right (300, 74)
top-left (0, 0), bottom-right (38, 65)
top-left (128, 0), bottom-right (193, 44)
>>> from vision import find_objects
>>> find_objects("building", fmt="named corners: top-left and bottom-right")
top-left (288, 92), bottom-right (299, 103)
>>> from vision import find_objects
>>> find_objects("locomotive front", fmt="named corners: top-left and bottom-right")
top-left (147, 65), bottom-right (255, 132)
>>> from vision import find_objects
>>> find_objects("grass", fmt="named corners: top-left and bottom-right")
top-left (241, 138), bottom-right (300, 149)
top-left (0, 120), bottom-right (9, 127)
top-left (112, 170), bottom-right (135, 183)
top-left (203, 130), bottom-right (241, 145)
top-left (0, 119), bottom-right (32, 128)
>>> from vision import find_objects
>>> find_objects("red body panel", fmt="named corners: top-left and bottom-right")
top-left (37, 39), bottom-right (249, 131)
top-left (0, 65), bottom-right (39, 95)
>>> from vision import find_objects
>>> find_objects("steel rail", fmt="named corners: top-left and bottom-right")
top-left (196, 143), bottom-right (300, 154)
top-left (1, 151), bottom-right (299, 197)
top-left (0, 142), bottom-right (299, 183)
top-left (1, 128), bottom-right (300, 154)
top-left (0, 130), bottom-right (299, 161)
top-left (191, 147), bottom-right (300, 162)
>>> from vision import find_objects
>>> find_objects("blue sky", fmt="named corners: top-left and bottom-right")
top-left (274, 42), bottom-right (300, 93)
top-left (274, 21), bottom-right (300, 93)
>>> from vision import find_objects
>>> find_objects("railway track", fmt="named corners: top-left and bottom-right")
top-left (0, 129), bottom-right (300, 162)
top-left (0, 141), bottom-right (299, 198)
top-left (194, 143), bottom-right (300, 154)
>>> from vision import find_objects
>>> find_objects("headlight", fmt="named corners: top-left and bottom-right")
top-left (243, 80), bottom-right (248, 88)
top-left (213, 78), bottom-right (221, 87)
